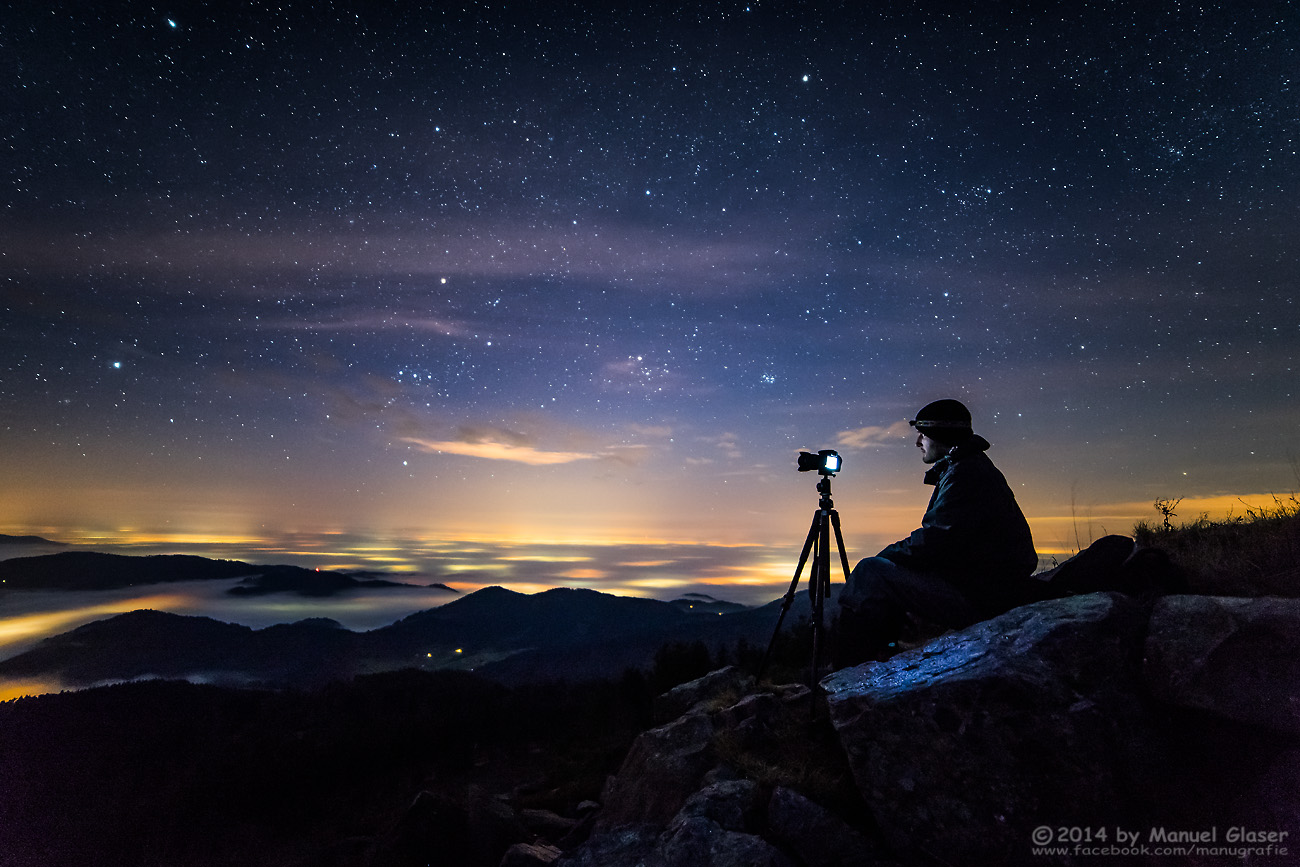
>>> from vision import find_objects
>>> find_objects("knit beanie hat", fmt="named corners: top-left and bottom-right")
top-left (909, 399), bottom-right (973, 445)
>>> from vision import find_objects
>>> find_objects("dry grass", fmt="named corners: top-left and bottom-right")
top-left (1133, 495), bottom-right (1300, 598)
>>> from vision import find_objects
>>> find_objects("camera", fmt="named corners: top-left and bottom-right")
top-left (797, 449), bottom-right (842, 475)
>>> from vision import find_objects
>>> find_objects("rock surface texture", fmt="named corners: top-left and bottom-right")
top-left (1144, 594), bottom-right (1300, 736)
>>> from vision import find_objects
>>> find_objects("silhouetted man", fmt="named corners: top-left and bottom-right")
top-left (835, 399), bottom-right (1038, 666)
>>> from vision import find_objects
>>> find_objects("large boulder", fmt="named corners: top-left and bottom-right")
top-left (820, 593), bottom-right (1158, 865)
top-left (1143, 594), bottom-right (1300, 736)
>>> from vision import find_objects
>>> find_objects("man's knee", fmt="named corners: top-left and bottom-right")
top-left (840, 556), bottom-right (895, 611)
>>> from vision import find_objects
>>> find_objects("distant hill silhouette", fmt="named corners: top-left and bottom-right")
top-left (0, 585), bottom-right (818, 690)
top-left (0, 534), bottom-right (65, 547)
top-left (0, 550), bottom-right (455, 597)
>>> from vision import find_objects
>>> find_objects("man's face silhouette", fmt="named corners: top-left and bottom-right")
top-left (917, 432), bottom-right (951, 464)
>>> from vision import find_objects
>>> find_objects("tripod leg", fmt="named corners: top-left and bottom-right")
top-left (830, 510), bottom-right (852, 583)
top-left (825, 509), bottom-right (855, 674)
top-left (758, 511), bottom-right (820, 680)
top-left (809, 511), bottom-right (831, 686)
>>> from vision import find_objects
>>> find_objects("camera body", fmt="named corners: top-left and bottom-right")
top-left (797, 449), bottom-right (842, 475)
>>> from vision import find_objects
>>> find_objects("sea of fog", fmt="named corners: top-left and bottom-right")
top-left (0, 577), bottom-right (466, 662)
top-left (0, 535), bottom-right (803, 662)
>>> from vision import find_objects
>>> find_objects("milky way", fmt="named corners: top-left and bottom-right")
top-left (2, 2), bottom-right (1297, 587)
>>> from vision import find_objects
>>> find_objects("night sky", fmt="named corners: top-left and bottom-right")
top-left (2, 1), bottom-right (1297, 608)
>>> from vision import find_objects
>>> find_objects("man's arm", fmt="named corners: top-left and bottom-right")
top-left (877, 463), bottom-right (986, 573)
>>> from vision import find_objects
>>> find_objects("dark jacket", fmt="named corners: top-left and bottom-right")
top-left (877, 435), bottom-right (1038, 614)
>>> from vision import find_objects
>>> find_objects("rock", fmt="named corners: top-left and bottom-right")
top-left (519, 808), bottom-right (578, 839)
top-left (500, 842), bottom-right (563, 867)
top-left (657, 816), bottom-right (795, 867)
top-left (1031, 534), bottom-right (1186, 599)
top-left (574, 782), bottom-right (791, 867)
top-left (596, 711), bottom-right (718, 829)
top-left (561, 788), bottom-right (792, 867)
top-left (553, 826), bottom-right (660, 867)
top-left (716, 692), bottom-right (781, 728)
top-left (766, 786), bottom-right (882, 867)
top-left (715, 692), bottom-right (784, 749)
top-left (1143, 594), bottom-right (1300, 736)
top-left (672, 779), bottom-right (761, 831)
top-left (653, 665), bottom-right (756, 724)
top-left (770, 681), bottom-right (813, 707)
top-left (820, 592), bottom-right (1157, 865)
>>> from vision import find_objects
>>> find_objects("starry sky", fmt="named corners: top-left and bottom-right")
top-left (2, 1), bottom-right (1297, 607)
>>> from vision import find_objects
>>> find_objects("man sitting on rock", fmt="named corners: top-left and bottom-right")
top-left (834, 399), bottom-right (1040, 667)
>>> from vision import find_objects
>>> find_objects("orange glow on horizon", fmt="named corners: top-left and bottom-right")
top-left (4, 524), bottom-right (783, 554)
top-left (3, 487), bottom-right (1280, 566)
top-left (1, 488), bottom-right (1287, 611)
top-left (0, 678), bottom-right (64, 702)
top-left (558, 568), bottom-right (608, 580)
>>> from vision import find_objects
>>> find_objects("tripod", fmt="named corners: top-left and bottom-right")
top-left (758, 470), bottom-right (852, 686)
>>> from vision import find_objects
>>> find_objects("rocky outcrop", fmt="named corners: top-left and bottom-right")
top-left (560, 666), bottom-right (886, 867)
top-left (821, 592), bottom-right (1159, 864)
top-left (565, 593), bottom-right (1300, 867)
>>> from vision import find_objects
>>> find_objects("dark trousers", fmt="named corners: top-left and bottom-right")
top-left (834, 556), bottom-right (979, 667)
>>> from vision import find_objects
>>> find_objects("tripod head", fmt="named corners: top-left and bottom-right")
top-left (816, 474), bottom-right (835, 511)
